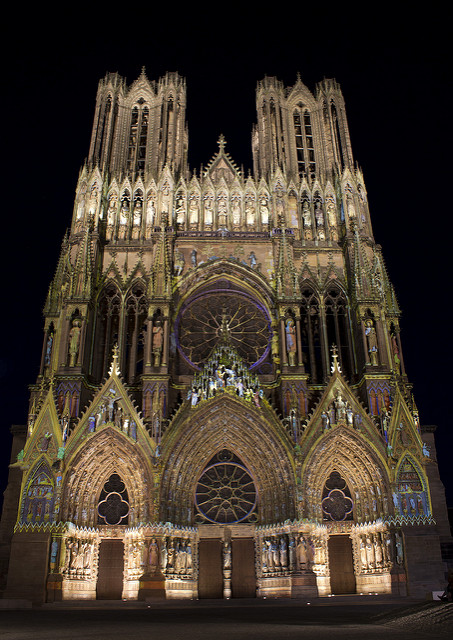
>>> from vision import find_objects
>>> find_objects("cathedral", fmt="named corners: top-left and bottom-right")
top-left (0, 69), bottom-right (451, 603)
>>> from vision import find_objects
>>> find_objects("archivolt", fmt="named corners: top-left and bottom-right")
top-left (301, 427), bottom-right (391, 522)
top-left (61, 428), bottom-right (154, 527)
top-left (160, 394), bottom-right (296, 526)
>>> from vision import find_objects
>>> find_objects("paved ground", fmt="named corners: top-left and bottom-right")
top-left (0, 596), bottom-right (452, 640)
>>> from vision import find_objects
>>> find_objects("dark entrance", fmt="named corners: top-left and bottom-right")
top-left (328, 535), bottom-right (356, 594)
top-left (198, 539), bottom-right (223, 599)
top-left (96, 539), bottom-right (124, 599)
top-left (231, 538), bottom-right (256, 597)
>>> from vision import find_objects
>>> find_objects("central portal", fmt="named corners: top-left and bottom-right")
top-left (198, 529), bottom-right (256, 599)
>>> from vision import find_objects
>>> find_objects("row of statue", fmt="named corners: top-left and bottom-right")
top-left (187, 345), bottom-right (264, 408)
top-left (321, 393), bottom-right (362, 430)
top-left (73, 173), bottom-right (372, 243)
top-left (392, 490), bottom-right (428, 517)
top-left (86, 392), bottom-right (138, 440)
top-left (63, 537), bottom-right (95, 578)
top-left (260, 534), bottom-right (322, 573)
top-left (357, 532), bottom-right (392, 573)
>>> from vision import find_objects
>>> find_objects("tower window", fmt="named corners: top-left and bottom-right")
top-left (293, 107), bottom-right (316, 179)
top-left (127, 104), bottom-right (149, 175)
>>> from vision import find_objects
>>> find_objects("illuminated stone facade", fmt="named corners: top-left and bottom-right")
top-left (1, 69), bottom-right (451, 602)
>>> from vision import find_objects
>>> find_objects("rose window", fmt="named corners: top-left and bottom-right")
top-left (195, 450), bottom-right (257, 524)
top-left (176, 289), bottom-right (271, 370)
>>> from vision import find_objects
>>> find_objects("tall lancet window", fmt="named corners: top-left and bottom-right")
top-left (293, 105), bottom-right (316, 180)
top-left (127, 103), bottom-right (149, 175)
top-left (331, 102), bottom-right (345, 171)
top-left (96, 95), bottom-right (112, 165)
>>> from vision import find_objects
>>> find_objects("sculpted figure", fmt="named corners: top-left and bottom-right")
top-left (335, 393), bottom-right (346, 421)
top-left (189, 198), bottom-right (199, 225)
top-left (223, 542), bottom-right (231, 570)
top-left (314, 202), bottom-right (324, 226)
top-left (285, 318), bottom-right (297, 366)
top-left (175, 197), bottom-right (185, 227)
top-left (152, 320), bottom-right (163, 366)
top-left (203, 198), bottom-right (213, 226)
top-left (365, 536), bottom-right (375, 568)
top-left (146, 195), bottom-right (155, 227)
top-left (297, 536), bottom-right (307, 570)
top-left (360, 538), bottom-right (367, 569)
top-left (302, 201), bottom-right (311, 227)
top-left (365, 319), bottom-right (378, 365)
top-left (107, 194), bottom-right (117, 225)
top-left (260, 197), bottom-right (269, 227)
top-left (148, 539), bottom-right (159, 570)
top-left (68, 319), bottom-right (82, 367)
top-left (279, 537), bottom-right (288, 568)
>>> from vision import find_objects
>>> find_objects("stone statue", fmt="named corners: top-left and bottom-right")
top-left (302, 201), bottom-right (311, 227)
top-left (152, 320), bottom-right (164, 366)
top-left (148, 539), bottom-right (159, 571)
top-left (175, 197), bottom-right (185, 227)
top-left (204, 198), bottom-right (213, 226)
top-left (189, 198), bottom-right (199, 226)
top-left (314, 202), bottom-right (324, 226)
top-left (45, 332), bottom-right (53, 366)
top-left (260, 198), bottom-right (269, 227)
top-left (285, 318), bottom-right (297, 366)
top-left (223, 542), bottom-right (231, 570)
top-left (279, 537), bottom-right (288, 568)
top-left (68, 318), bottom-right (82, 367)
top-left (296, 536), bottom-right (307, 570)
top-left (360, 538), bottom-right (367, 570)
top-left (365, 319), bottom-right (378, 365)
top-left (146, 195), bottom-right (155, 227)
top-left (335, 393), bottom-right (346, 421)
top-left (174, 249), bottom-right (185, 276)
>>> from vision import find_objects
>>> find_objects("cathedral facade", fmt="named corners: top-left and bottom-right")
top-left (1, 69), bottom-right (450, 602)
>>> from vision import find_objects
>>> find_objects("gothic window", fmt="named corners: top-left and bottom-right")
top-left (97, 473), bottom-right (129, 525)
top-left (324, 287), bottom-right (353, 379)
top-left (293, 104), bottom-right (316, 180)
top-left (194, 450), bottom-right (257, 524)
top-left (94, 95), bottom-right (112, 166)
top-left (299, 287), bottom-right (323, 383)
top-left (176, 285), bottom-right (271, 371)
top-left (94, 284), bottom-right (121, 381)
top-left (124, 283), bottom-right (148, 383)
top-left (127, 103), bottom-right (149, 175)
top-left (321, 471), bottom-right (354, 522)
top-left (331, 102), bottom-right (345, 171)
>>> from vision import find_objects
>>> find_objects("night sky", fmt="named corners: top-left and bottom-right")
top-left (1, 12), bottom-right (451, 513)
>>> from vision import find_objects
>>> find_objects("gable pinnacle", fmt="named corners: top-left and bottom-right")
top-left (217, 134), bottom-right (226, 152)
top-left (109, 344), bottom-right (121, 376)
top-left (330, 344), bottom-right (342, 374)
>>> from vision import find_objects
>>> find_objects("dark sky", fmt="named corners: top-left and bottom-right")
top-left (1, 12), bottom-right (451, 511)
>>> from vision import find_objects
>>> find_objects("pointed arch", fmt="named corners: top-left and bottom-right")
top-left (159, 394), bottom-right (296, 526)
top-left (61, 427), bottom-right (154, 527)
top-left (92, 280), bottom-right (122, 382)
top-left (323, 283), bottom-right (354, 379)
top-left (301, 427), bottom-right (391, 523)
